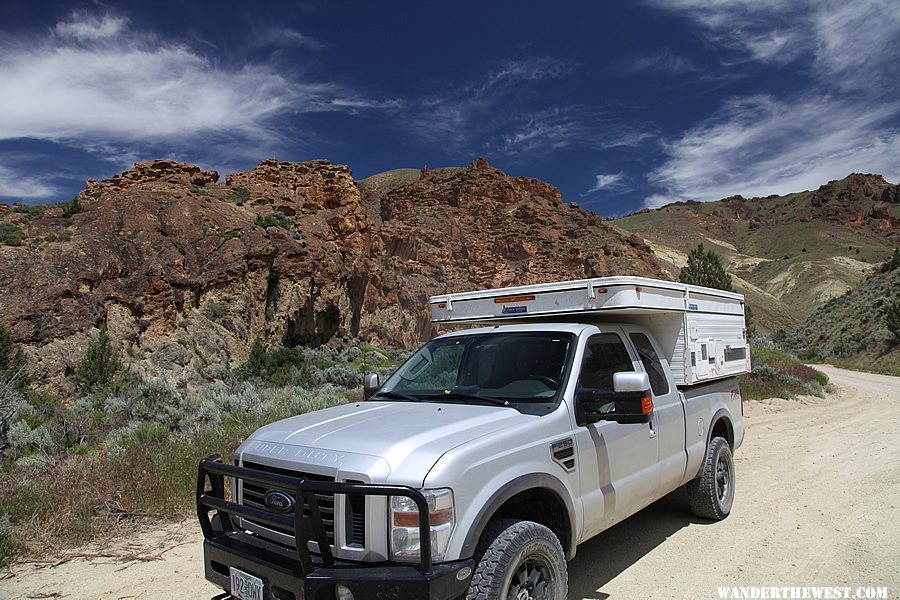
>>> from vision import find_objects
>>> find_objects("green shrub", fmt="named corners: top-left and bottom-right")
top-left (62, 196), bottom-right (85, 218)
top-left (75, 331), bottom-right (122, 393)
top-left (885, 300), bottom-right (900, 343)
top-left (254, 212), bottom-right (292, 229)
top-left (809, 370), bottom-right (829, 387)
top-left (0, 223), bottom-right (23, 247)
top-left (6, 422), bottom-right (54, 458)
top-left (236, 339), bottom-right (312, 386)
top-left (741, 336), bottom-right (830, 400)
top-left (12, 204), bottom-right (46, 220)
top-left (237, 338), bottom-right (268, 380)
top-left (224, 187), bottom-right (251, 203)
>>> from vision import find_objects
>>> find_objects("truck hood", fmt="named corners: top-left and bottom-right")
top-left (242, 400), bottom-right (534, 485)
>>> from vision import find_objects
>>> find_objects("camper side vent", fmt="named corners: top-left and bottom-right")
top-left (551, 438), bottom-right (576, 472)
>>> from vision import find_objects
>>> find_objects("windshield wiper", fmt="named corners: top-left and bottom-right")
top-left (423, 391), bottom-right (511, 407)
top-left (372, 391), bottom-right (423, 402)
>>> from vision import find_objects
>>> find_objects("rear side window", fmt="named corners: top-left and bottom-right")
top-left (629, 332), bottom-right (669, 396)
top-left (578, 333), bottom-right (634, 391)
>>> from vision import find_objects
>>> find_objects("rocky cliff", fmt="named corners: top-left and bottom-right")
top-left (0, 158), bottom-right (663, 390)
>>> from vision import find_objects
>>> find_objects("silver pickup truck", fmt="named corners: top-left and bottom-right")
top-left (197, 278), bottom-right (746, 600)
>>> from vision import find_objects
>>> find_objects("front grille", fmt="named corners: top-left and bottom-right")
top-left (240, 461), bottom-right (366, 550)
top-left (346, 490), bottom-right (366, 547)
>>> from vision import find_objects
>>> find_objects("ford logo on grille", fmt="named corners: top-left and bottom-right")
top-left (264, 490), bottom-right (295, 513)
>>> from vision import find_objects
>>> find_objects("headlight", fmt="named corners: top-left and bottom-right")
top-left (390, 488), bottom-right (454, 563)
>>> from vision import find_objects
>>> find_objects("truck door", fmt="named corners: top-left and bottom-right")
top-left (625, 328), bottom-right (687, 495)
top-left (573, 328), bottom-right (660, 538)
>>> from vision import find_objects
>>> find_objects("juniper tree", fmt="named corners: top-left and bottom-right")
top-left (679, 243), bottom-right (734, 291)
top-left (75, 330), bottom-right (122, 393)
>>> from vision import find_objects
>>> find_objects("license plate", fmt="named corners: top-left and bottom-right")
top-left (230, 566), bottom-right (264, 600)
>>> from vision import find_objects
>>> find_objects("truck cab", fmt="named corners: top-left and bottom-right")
top-left (197, 277), bottom-right (746, 600)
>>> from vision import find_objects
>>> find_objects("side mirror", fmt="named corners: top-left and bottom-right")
top-left (576, 371), bottom-right (652, 425)
top-left (613, 371), bottom-right (651, 393)
top-left (363, 372), bottom-right (380, 400)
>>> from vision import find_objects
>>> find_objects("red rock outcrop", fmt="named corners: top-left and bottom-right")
top-left (0, 157), bottom-right (664, 390)
top-left (80, 160), bottom-right (219, 203)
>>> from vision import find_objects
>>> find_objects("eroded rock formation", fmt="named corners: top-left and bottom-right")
top-left (0, 157), bottom-right (664, 390)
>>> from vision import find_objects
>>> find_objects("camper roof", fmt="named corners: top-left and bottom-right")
top-left (430, 276), bottom-right (744, 324)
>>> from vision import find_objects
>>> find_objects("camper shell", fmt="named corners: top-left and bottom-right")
top-left (431, 276), bottom-right (749, 386)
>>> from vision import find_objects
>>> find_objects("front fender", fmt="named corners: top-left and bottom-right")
top-left (458, 473), bottom-right (577, 560)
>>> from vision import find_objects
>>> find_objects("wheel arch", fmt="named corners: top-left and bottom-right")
top-left (708, 408), bottom-right (734, 449)
top-left (460, 473), bottom-right (576, 560)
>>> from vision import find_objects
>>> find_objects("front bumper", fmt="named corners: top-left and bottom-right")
top-left (204, 529), bottom-right (472, 600)
top-left (197, 455), bottom-right (472, 600)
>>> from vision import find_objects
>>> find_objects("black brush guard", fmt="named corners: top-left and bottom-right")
top-left (197, 455), bottom-right (471, 600)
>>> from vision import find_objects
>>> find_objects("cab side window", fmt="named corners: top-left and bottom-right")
top-left (577, 333), bottom-right (634, 391)
top-left (629, 332), bottom-right (669, 396)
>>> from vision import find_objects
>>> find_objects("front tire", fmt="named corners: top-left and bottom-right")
top-left (466, 519), bottom-right (567, 600)
top-left (686, 436), bottom-right (735, 520)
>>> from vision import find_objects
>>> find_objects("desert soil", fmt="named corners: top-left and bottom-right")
top-left (1, 365), bottom-right (898, 600)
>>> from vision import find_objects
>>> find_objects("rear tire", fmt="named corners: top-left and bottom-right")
top-left (687, 436), bottom-right (735, 520)
top-left (466, 519), bottom-right (567, 600)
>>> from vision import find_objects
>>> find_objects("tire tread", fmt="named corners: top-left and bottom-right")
top-left (687, 436), bottom-right (733, 520)
top-left (466, 519), bottom-right (567, 600)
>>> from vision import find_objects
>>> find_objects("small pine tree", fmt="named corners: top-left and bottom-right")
top-left (237, 338), bottom-right (269, 380)
top-left (75, 330), bottom-right (122, 393)
top-left (679, 243), bottom-right (734, 291)
top-left (885, 300), bottom-right (900, 344)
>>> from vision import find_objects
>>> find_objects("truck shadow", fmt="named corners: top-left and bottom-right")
top-left (567, 487), bottom-right (709, 599)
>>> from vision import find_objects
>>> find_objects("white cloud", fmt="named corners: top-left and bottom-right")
top-left (645, 0), bottom-right (810, 65)
top-left (643, 194), bottom-right (673, 209)
top-left (54, 13), bottom-right (128, 41)
top-left (255, 27), bottom-right (327, 51)
top-left (619, 49), bottom-right (701, 75)
top-left (584, 172), bottom-right (628, 194)
top-left (0, 11), bottom-right (390, 154)
top-left (644, 94), bottom-right (900, 207)
top-left (406, 57), bottom-right (589, 154)
top-left (483, 57), bottom-right (576, 89)
top-left (0, 164), bottom-right (60, 199)
top-left (646, 0), bottom-right (900, 89)
top-left (810, 0), bottom-right (900, 90)
top-left (495, 109), bottom-right (653, 156)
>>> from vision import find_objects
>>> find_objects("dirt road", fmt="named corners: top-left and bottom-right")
top-left (2, 365), bottom-right (898, 600)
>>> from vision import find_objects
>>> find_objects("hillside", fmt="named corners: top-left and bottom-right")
top-left (0, 157), bottom-right (663, 391)
top-left (612, 174), bottom-right (899, 332)
top-left (781, 258), bottom-right (900, 375)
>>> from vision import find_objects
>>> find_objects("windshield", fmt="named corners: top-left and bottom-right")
top-left (377, 332), bottom-right (574, 405)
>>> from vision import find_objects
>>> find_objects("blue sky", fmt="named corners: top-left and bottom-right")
top-left (1, 1), bottom-right (898, 216)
